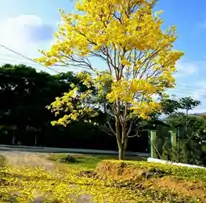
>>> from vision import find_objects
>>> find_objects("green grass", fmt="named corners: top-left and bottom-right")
top-left (46, 153), bottom-right (146, 169)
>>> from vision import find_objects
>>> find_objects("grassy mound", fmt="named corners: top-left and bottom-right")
top-left (95, 160), bottom-right (206, 202)
top-left (95, 160), bottom-right (206, 181)
top-left (96, 160), bottom-right (145, 182)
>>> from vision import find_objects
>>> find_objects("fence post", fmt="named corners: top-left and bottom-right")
top-left (169, 130), bottom-right (177, 147)
top-left (149, 130), bottom-right (156, 158)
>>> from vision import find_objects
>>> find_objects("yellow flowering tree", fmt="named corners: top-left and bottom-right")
top-left (37, 0), bottom-right (183, 160)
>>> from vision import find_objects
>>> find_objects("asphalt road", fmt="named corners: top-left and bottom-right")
top-left (0, 144), bottom-right (148, 157)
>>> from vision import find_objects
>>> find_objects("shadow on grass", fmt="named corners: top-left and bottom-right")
top-left (47, 154), bottom-right (146, 170)
top-left (0, 171), bottom-right (102, 187)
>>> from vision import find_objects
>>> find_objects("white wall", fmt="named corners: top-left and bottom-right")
top-left (147, 157), bottom-right (206, 169)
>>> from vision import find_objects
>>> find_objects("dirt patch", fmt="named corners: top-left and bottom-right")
top-left (95, 160), bottom-right (144, 181)
top-left (95, 160), bottom-right (165, 182)
top-left (77, 170), bottom-right (97, 178)
top-left (149, 177), bottom-right (206, 202)
top-left (0, 152), bottom-right (54, 170)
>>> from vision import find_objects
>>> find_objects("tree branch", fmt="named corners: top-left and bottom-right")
top-left (107, 121), bottom-right (116, 136)
top-left (103, 103), bottom-right (115, 117)
top-left (126, 121), bottom-right (133, 137)
top-left (59, 53), bottom-right (95, 71)
top-left (128, 120), bottom-right (142, 138)
top-left (101, 125), bottom-right (114, 136)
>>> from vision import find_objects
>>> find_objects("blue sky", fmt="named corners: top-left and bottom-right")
top-left (0, 0), bottom-right (206, 113)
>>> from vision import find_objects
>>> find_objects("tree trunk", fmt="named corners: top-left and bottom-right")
top-left (121, 123), bottom-right (128, 160)
top-left (115, 113), bottom-right (122, 160)
top-left (118, 140), bottom-right (127, 160)
top-left (185, 109), bottom-right (188, 137)
top-left (115, 100), bottom-right (128, 160)
top-left (115, 115), bottom-right (128, 160)
top-left (34, 135), bottom-right (38, 146)
top-left (118, 145), bottom-right (124, 160)
top-left (12, 134), bottom-right (15, 145)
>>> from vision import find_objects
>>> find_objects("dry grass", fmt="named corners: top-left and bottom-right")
top-left (95, 161), bottom-right (144, 182)
top-left (0, 152), bottom-right (54, 170)
top-left (150, 177), bottom-right (206, 202)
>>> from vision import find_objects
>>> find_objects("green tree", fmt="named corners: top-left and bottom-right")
top-left (158, 96), bottom-right (205, 165)
top-left (165, 114), bottom-right (206, 166)
top-left (160, 97), bottom-right (181, 115)
top-left (0, 64), bottom-right (78, 145)
top-left (161, 96), bottom-right (201, 137)
top-left (179, 97), bottom-right (201, 137)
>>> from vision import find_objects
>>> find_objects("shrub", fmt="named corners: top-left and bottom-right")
top-left (58, 155), bottom-right (77, 163)
top-left (162, 140), bottom-right (172, 161)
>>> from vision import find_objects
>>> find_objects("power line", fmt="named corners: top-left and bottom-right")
top-left (168, 87), bottom-right (206, 95)
top-left (0, 69), bottom-right (205, 95)
top-left (0, 55), bottom-right (64, 73)
top-left (0, 44), bottom-right (206, 96)
top-left (175, 84), bottom-right (206, 90)
top-left (168, 89), bottom-right (204, 94)
top-left (0, 72), bottom-right (204, 96)
top-left (0, 44), bottom-right (203, 87)
top-left (0, 58), bottom-right (45, 72)
top-left (0, 44), bottom-right (60, 74)
top-left (0, 72), bottom-right (56, 81)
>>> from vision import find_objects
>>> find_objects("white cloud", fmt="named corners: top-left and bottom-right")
top-left (190, 81), bottom-right (206, 101)
top-left (166, 58), bottom-right (206, 113)
top-left (0, 14), bottom-right (58, 74)
top-left (0, 15), bottom-right (54, 57)
top-left (170, 81), bottom-right (206, 114)
top-left (174, 60), bottom-right (198, 78)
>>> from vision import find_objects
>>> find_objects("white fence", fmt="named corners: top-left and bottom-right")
top-left (147, 157), bottom-right (206, 169)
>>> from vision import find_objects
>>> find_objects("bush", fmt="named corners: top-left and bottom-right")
top-left (58, 155), bottom-right (77, 163)
top-left (162, 140), bottom-right (172, 161)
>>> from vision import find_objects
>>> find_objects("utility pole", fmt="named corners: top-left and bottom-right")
top-left (185, 108), bottom-right (190, 138)
top-left (177, 125), bottom-right (180, 162)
